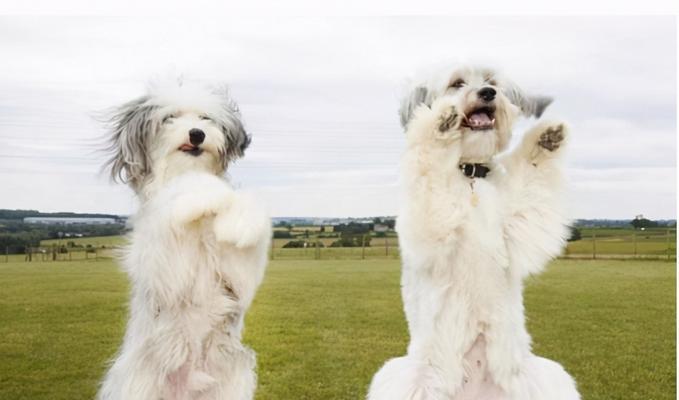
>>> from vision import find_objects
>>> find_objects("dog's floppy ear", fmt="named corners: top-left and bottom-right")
top-left (399, 85), bottom-right (433, 129)
top-left (220, 111), bottom-right (251, 162)
top-left (504, 84), bottom-right (552, 118)
top-left (213, 87), bottom-right (251, 166)
top-left (103, 96), bottom-right (158, 191)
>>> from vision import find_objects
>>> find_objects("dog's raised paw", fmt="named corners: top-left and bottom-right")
top-left (537, 124), bottom-right (565, 152)
top-left (170, 186), bottom-right (231, 229)
top-left (438, 105), bottom-right (459, 133)
top-left (213, 194), bottom-right (271, 248)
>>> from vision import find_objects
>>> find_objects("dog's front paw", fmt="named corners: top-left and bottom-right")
top-left (213, 193), bottom-right (271, 249)
top-left (537, 123), bottom-right (566, 152)
top-left (432, 98), bottom-right (463, 141)
top-left (521, 120), bottom-right (569, 164)
top-left (407, 97), bottom-right (462, 145)
top-left (170, 178), bottom-right (233, 229)
top-left (438, 105), bottom-right (460, 134)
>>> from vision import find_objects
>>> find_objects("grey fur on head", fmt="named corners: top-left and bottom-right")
top-left (210, 86), bottom-right (251, 164)
top-left (503, 85), bottom-right (553, 118)
top-left (102, 82), bottom-right (250, 192)
top-left (399, 86), bottom-right (433, 128)
top-left (103, 96), bottom-right (158, 191)
top-left (398, 68), bottom-right (553, 128)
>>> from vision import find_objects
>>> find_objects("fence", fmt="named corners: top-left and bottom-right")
top-left (270, 236), bottom-right (400, 260)
top-left (1, 229), bottom-right (675, 263)
top-left (562, 228), bottom-right (676, 260)
top-left (2, 245), bottom-right (117, 263)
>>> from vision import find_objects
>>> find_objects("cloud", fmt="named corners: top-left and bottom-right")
top-left (0, 16), bottom-right (675, 218)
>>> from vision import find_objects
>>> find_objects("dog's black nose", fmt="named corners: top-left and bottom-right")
top-left (478, 87), bottom-right (497, 102)
top-left (189, 128), bottom-right (205, 145)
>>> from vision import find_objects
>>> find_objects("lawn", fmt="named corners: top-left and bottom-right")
top-left (0, 259), bottom-right (674, 400)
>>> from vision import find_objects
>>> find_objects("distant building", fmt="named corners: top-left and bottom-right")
top-left (23, 217), bottom-right (117, 225)
top-left (374, 224), bottom-right (389, 233)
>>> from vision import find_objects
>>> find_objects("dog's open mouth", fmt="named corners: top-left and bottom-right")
top-left (462, 106), bottom-right (496, 131)
top-left (178, 144), bottom-right (204, 156)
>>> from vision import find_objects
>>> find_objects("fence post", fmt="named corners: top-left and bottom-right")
top-left (4, 246), bottom-right (8, 263)
top-left (270, 237), bottom-right (275, 260)
top-left (633, 231), bottom-right (637, 258)
top-left (361, 235), bottom-right (366, 260)
top-left (315, 238), bottom-right (321, 260)
top-left (667, 228), bottom-right (672, 260)
top-left (592, 231), bottom-right (597, 260)
top-left (385, 237), bottom-right (389, 257)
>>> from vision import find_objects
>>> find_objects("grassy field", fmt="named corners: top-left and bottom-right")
top-left (0, 258), bottom-right (674, 399)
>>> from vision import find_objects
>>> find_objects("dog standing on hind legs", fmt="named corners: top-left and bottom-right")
top-left (367, 66), bottom-right (580, 400)
top-left (97, 80), bottom-right (271, 400)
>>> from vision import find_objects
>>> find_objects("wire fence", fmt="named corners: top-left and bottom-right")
top-left (1, 229), bottom-right (675, 263)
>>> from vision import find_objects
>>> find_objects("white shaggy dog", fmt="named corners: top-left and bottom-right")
top-left (97, 80), bottom-right (271, 400)
top-left (367, 66), bottom-right (580, 400)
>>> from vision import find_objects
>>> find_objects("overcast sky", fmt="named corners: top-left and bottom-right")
top-left (0, 16), bottom-right (675, 219)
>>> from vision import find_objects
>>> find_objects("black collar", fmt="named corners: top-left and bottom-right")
top-left (459, 163), bottom-right (490, 178)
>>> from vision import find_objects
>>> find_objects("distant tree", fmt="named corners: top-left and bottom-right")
top-left (273, 231), bottom-right (292, 239)
top-left (319, 226), bottom-right (325, 233)
top-left (631, 217), bottom-right (658, 230)
top-left (567, 227), bottom-right (582, 242)
top-left (330, 232), bottom-right (371, 247)
top-left (282, 240), bottom-right (324, 248)
top-left (334, 222), bottom-right (371, 234)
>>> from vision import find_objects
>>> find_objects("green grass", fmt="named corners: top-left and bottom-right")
top-left (0, 259), bottom-right (674, 400)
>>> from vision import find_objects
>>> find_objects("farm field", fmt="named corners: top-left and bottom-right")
top-left (41, 235), bottom-right (128, 247)
top-left (33, 227), bottom-right (676, 260)
top-left (0, 258), bottom-right (675, 400)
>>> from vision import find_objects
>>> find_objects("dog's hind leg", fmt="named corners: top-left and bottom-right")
top-left (202, 341), bottom-right (257, 400)
top-left (513, 356), bottom-right (580, 400)
top-left (367, 356), bottom-right (448, 400)
top-left (98, 351), bottom-right (164, 400)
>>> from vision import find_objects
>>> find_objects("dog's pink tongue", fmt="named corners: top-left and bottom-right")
top-left (469, 112), bottom-right (491, 125)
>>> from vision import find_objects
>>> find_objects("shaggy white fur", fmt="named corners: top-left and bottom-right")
top-left (97, 81), bottom-right (271, 400)
top-left (367, 66), bottom-right (580, 400)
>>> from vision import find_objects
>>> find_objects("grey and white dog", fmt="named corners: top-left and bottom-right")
top-left (98, 80), bottom-right (271, 400)
top-left (368, 65), bottom-right (579, 400)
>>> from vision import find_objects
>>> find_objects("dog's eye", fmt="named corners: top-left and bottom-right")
top-left (199, 115), bottom-right (213, 122)
top-left (162, 114), bottom-right (176, 124)
top-left (449, 79), bottom-right (466, 89)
